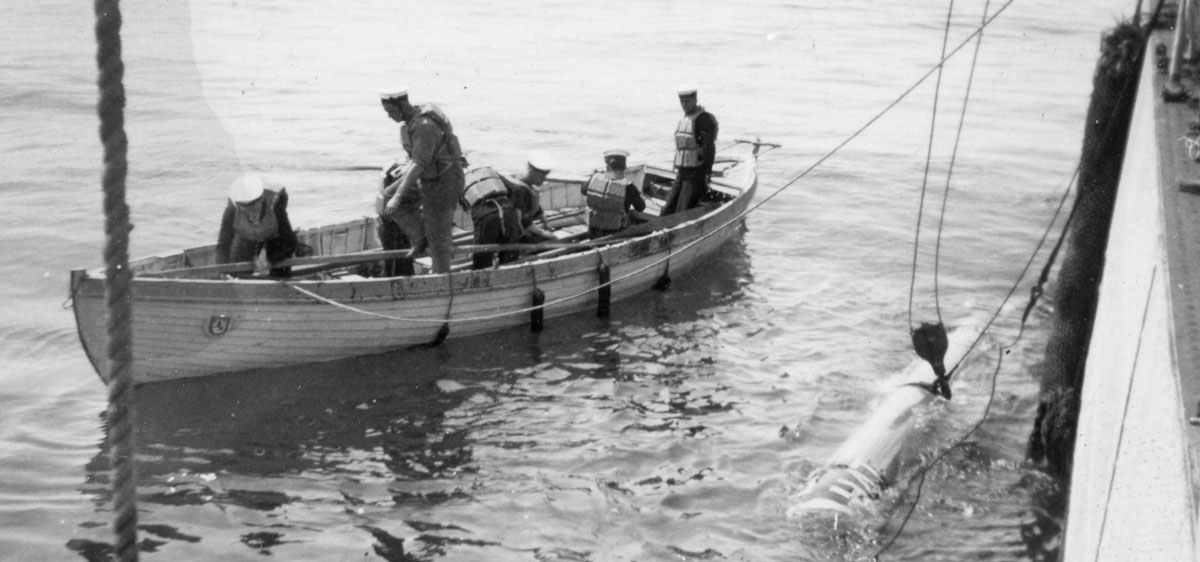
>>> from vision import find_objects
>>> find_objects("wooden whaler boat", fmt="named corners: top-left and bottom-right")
top-left (71, 141), bottom-right (771, 384)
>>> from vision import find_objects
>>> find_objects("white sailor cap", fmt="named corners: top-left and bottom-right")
top-left (228, 173), bottom-right (265, 203)
top-left (379, 87), bottom-right (409, 102)
top-left (527, 150), bottom-right (555, 173)
top-left (676, 85), bottom-right (698, 97)
top-left (603, 149), bottom-right (629, 161)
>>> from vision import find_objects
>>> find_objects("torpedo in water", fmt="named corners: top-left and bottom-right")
top-left (789, 318), bottom-right (984, 516)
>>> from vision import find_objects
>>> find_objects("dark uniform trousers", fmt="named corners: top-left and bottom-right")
top-left (376, 216), bottom-right (414, 276)
top-left (470, 196), bottom-right (522, 270)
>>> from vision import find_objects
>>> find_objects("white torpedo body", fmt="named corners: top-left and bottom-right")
top-left (791, 320), bottom-right (983, 515)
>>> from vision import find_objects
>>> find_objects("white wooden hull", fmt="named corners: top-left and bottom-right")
top-left (71, 153), bottom-right (758, 384)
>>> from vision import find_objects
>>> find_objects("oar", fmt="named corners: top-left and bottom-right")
top-left (139, 205), bottom-right (712, 280)
top-left (141, 237), bottom-right (618, 279)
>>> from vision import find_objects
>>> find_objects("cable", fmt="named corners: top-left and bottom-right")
top-left (872, 126), bottom-right (1079, 562)
top-left (934, 0), bottom-right (992, 329)
top-left (285, 1), bottom-right (1022, 326)
top-left (908, 0), bottom-right (958, 330)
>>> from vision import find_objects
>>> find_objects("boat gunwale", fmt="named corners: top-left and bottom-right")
top-left (70, 149), bottom-right (758, 382)
top-left (70, 157), bottom-right (757, 294)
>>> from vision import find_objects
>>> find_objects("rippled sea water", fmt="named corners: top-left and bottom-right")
top-left (2, 0), bottom-right (1133, 560)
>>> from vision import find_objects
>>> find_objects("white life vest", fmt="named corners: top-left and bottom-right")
top-left (585, 173), bottom-right (629, 231)
top-left (462, 167), bottom-right (509, 207)
top-left (674, 113), bottom-right (702, 168)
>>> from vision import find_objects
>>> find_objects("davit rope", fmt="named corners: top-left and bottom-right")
top-left (93, 0), bottom-right (140, 560)
top-left (282, 0), bottom-right (1023, 330)
top-left (906, 0), bottom-right (961, 402)
top-left (877, 2), bottom-right (1154, 558)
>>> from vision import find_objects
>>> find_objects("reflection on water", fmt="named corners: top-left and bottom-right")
top-left (74, 234), bottom-right (759, 560)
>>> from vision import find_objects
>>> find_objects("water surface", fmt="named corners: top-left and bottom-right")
top-left (0, 0), bottom-right (1132, 560)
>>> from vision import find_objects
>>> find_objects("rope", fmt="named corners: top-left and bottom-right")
top-left (872, 145), bottom-right (1078, 562)
top-left (94, 0), bottom-right (139, 560)
top-left (908, 0), bottom-right (957, 329)
top-left (873, 325), bottom-right (1006, 561)
top-left (1094, 267), bottom-right (1157, 559)
top-left (749, 0), bottom-right (1017, 213)
top-left (944, 9), bottom-right (1148, 382)
top-left (278, 0), bottom-right (1020, 329)
top-left (875, 11), bottom-right (1151, 555)
top-left (1180, 135), bottom-right (1200, 160)
top-left (933, 0), bottom-right (991, 327)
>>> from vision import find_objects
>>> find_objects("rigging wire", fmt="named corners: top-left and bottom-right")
top-left (908, 0), bottom-right (958, 330)
top-left (285, 0), bottom-right (1021, 327)
top-left (875, 11), bottom-right (1155, 555)
top-left (872, 164), bottom-right (1076, 560)
top-left (934, 0), bottom-right (992, 331)
top-left (942, 6), bottom-right (1149, 383)
top-left (752, 0), bottom-right (1015, 213)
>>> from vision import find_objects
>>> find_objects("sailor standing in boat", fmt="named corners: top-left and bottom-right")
top-left (462, 166), bottom-right (521, 269)
top-left (379, 87), bottom-right (466, 274)
top-left (661, 86), bottom-right (718, 216)
top-left (505, 150), bottom-right (558, 244)
top-left (216, 173), bottom-right (299, 277)
top-left (581, 149), bottom-right (646, 238)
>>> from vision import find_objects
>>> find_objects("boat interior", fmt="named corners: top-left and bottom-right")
top-left (118, 156), bottom-right (749, 281)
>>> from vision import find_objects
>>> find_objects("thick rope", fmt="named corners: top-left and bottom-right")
top-left (908, 0), bottom-right (958, 329)
top-left (94, 0), bottom-right (139, 560)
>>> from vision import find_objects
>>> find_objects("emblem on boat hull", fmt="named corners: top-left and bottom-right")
top-left (206, 314), bottom-right (231, 336)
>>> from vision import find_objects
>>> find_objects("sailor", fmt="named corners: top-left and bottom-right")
top-left (379, 87), bottom-right (466, 274)
top-left (581, 149), bottom-right (646, 238)
top-left (505, 150), bottom-right (558, 243)
top-left (375, 160), bottom-right (414, 276)
top-left (461, 166), bottom-right (521, 269)
top-left (216, 173), bottom-right (299, 277)
top-left (660, 85), bottom-right (719, 216)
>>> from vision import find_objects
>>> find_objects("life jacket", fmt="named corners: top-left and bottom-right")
top-left (411, 104), bottom-right (464, 179)
top-left (232, 189), bottom-right (280, 243)
top-left (462, 167), bottom-right (510, 207)
top-left (585, 173), bottom-right (629, 231)
top-left (674, 111), bottom-right (703, 169)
